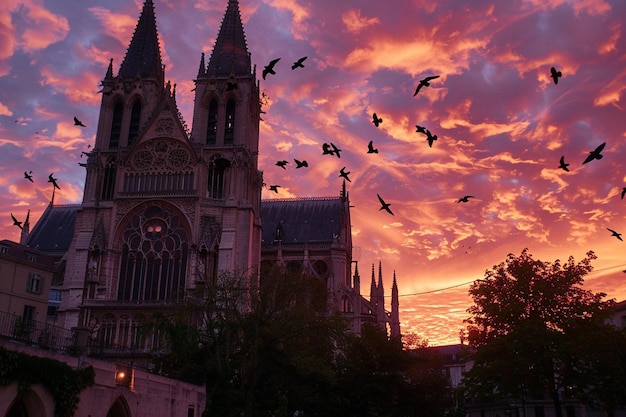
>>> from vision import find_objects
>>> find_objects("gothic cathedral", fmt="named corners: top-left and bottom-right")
top-left (33, 0), bottom-right (400, 350)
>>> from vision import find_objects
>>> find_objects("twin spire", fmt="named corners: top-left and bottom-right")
top-left (118, 0), bottom-right (250, 82)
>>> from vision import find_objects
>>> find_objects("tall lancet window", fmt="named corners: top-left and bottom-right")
top-left (224, 98), bottom-right (236, 144)
top-left (110, 101), bottom-right (123, 149)
top-left (206, 99), bottom-right (218, 145)
top-left (207, 157), bottom-right (230, 199)
top-left (101, 158), bottom-right (116, 200)
top-left (128, 100), bottom-right (142, 146)
top-left (117, 205), bottom-right (189, 302)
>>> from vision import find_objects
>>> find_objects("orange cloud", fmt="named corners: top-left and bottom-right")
top-left (342, 9), bottom-right (379, 33)
top-left (0, 102), bottom-right (12, 116)
top-left (18, 3), bottom-right (69, 52)
top-left (88, 7), bottom-right (137, 47)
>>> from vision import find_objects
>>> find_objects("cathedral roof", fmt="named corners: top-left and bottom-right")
top-left (26, 204), bottom-right (80, 256)
top-left (206, 0), bottom-right (251, 77)
top-left (119, 0), bottom-right (164, 81)
top-left (260, 198), bottom-right (345, 244)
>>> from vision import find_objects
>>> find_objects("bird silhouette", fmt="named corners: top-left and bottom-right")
top-left (415, 125), bottom-right (427, 134)
top-left (74, 117), bottom-right (86, 127)
top-left (322, 143), bottom-right (334, 155)
top-left (367, 140), bottom-right (378, 154)
top-left (457, 195), bottom-right (475, 203)
top-left (377, 194), bottom-right (393, 215)
top-left (621, 187), bottom-right (626, 200)
top-left (291, 56), bottom-right (307, 70)
top-left (372, 113), bottom-right (383, 127)
top-left (414, 75), bottom-right (440, 96)
top-left (607, 228), bottom-right (623, 241)
top-left (425, 129), bottom-right (438, 148)
top-left (294, 159), bottom-right (308, 168)
top-left (339, 167), bottom-right (351, 182)
top-left (276, 160), bottom-right (289, 169)
top-left (582, 142), bottom-right (606, 164)
top-left (262, 58), bottom-right (281, 79)
top-left (11, 213), bottom-right (23, 229)
top-left (330, 143), bottom-right (342, 158)
top-left (48, 173), bottom-right (61, 189)
top-left (268, 185), bottom-right (280, 193)
top-left (558, 156), bottom-right (570, 172)
top-left (550, 67), bottom-right (562, 85)
top-left (24, 171), bottom-right (33, 182)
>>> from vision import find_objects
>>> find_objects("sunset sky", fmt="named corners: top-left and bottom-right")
top-left (1, 0), bottom-right (626, 346)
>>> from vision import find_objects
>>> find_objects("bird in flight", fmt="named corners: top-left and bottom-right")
top-left (322, 143), bottom-right (334, 155)
top-left (377, 194), bottom-right (393, 215)
top-left (339, 167), bottom-right (351, 182)
top-left (607, 228), bottom-right (623, 241)
top-left (558, 156), bottom-right (570, 172)
top-left (367, 140), bottom-right (378, 154)
top-left (24, 171), bottom-right (33, 182)
top-left (268, 185), bottom-right (280, 193)
top-left (425, 129), bottom-right (438, 148)
top-left (276, 160), bottom-right (289, 170)
top-left (291, 56), bottom-right (307, 70)
top-left (372, 113), bottom-right (383, 127)
top-left (414, 75), bottom-right (440, 96)
top-left (550, 67), bottom-right (562, 85)
top-left (263, 58), bottom-right (281, 80)
top-left (330, 142), bottom-right (342, 158)
top-left (621, 187), bottom-right (626, 200)
top-left (74, 117), bottom-right (86, 127)
top-left (415, 125), bottom-right (427, 134)
top-left (48, 173), bottom-right (61, 189)
top-left (11, 213), bottom-right (23, 229)
top-left (457, 195), bottom-right (475, 203)
top-left (582, 142), bottom-right (606, 164)
top-left (294, 159), bottom-right (308, 168)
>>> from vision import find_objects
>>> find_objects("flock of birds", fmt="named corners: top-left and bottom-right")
top-left (259, 61), bottom-right (622, 242)
top-left (260, 58), bottom-right (498, 217)
top-left (9, 117), bottom-right (86, 230)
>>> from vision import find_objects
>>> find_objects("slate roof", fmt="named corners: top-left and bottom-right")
top-left (26, 204), bottom-right (80, 256)
top-left (0, 239), bottom-right (57, 270)
top-left (206, 0), bottom-right (251, 76)
top-left (119, 0), bottom-right (163, 81)
top-left (260, 198), bottom-right (344, 244)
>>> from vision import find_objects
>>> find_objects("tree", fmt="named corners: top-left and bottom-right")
top-left (461, 249), bottom-right (621, 417)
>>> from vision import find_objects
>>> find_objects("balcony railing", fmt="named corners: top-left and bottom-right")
top-left (0, 311), bottom-right (75, 354)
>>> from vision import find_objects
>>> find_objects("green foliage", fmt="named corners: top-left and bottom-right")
top-left (461, 249), bottom-right (624, 416)
top-left (0, 345), bottom-right (95, 417)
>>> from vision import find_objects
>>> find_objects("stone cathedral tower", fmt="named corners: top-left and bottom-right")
top-left (57, 0), bottom-right (262, 335)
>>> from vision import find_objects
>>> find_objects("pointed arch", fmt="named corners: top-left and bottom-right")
top-left (128, 98), bottom-right (142, 147)
top-left (5, 388), bottom-right (46, 417)
top-left (206, 98), bottom-right (218, 145)
top-left (101, 157), bottom-right (117, 200)
top-left (224, 97), bottom-right (236, 144)
top-left (207, 156), bottom-right (230, 199)
top-left (110, 100), bottom-right (124, 149)
top-left (106, 396), bottom-right (132, 417)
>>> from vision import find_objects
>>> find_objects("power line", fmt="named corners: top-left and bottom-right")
top-left (392, 262), bottom-right (626, 298)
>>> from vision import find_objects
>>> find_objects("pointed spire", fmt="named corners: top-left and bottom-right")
top-left (119, 0), bottom-right (164, 82)
top-left (19, 210), bottom-right (30, 245)
top-left (207, 0), bottom-right (251, 76)
top-left (370, 263), bottom-right (377, 302)
top-left (353, 262), bottom-right (360, 295)
top-left (391, 271), bottom-right (401, 339)
top-left (197, 52), bottom-right (206, 78)
top-left (105, 58), bottom-right (114, 79)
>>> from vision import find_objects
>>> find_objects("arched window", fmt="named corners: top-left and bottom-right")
top-left (206, 99), bottom-right (218, 145)
top-left (131, 314), bottom-right (146, 350)
top-left (128, 99), bottom-right (142, 146)
top-left (101, 158), bottom-right (116, 200)
top-left (207, 158), bottom-right (230, 199)
top-left (110, 101), bottom-right (123, 149)
top-left (117, 205), bottom-right (188, 302)
top-left (224, 98), bottom-right (235, 144)
top-left (101, 314), bottom-right (116, 348)
top-left (119, 315), bottom-right (130, 347)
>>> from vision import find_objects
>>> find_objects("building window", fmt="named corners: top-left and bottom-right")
top-left (110, 101), bottom-right (123, 149)
top-left (26, 253), bottom-right (37, 263)
top-left (101, 314), bottom-right (116, 348)
top-left (224, 99), bottom-right (235, 144)
top-left (101, 158), bottom-right (117, 200)
top-left (23, 305), bottom-right (35, 322)
top-left (207, 158), bottom-right (230, 199)
top-left (128, 100), bottom-right (142, 146)
top-left (0, 245), bottom-right (8, 254)
top-left (206, 99), bottom-right (218, 145)
top-left (26, 273), bottom-right (42, 294)
top-left (117, 205), bottom-right (189, 302)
